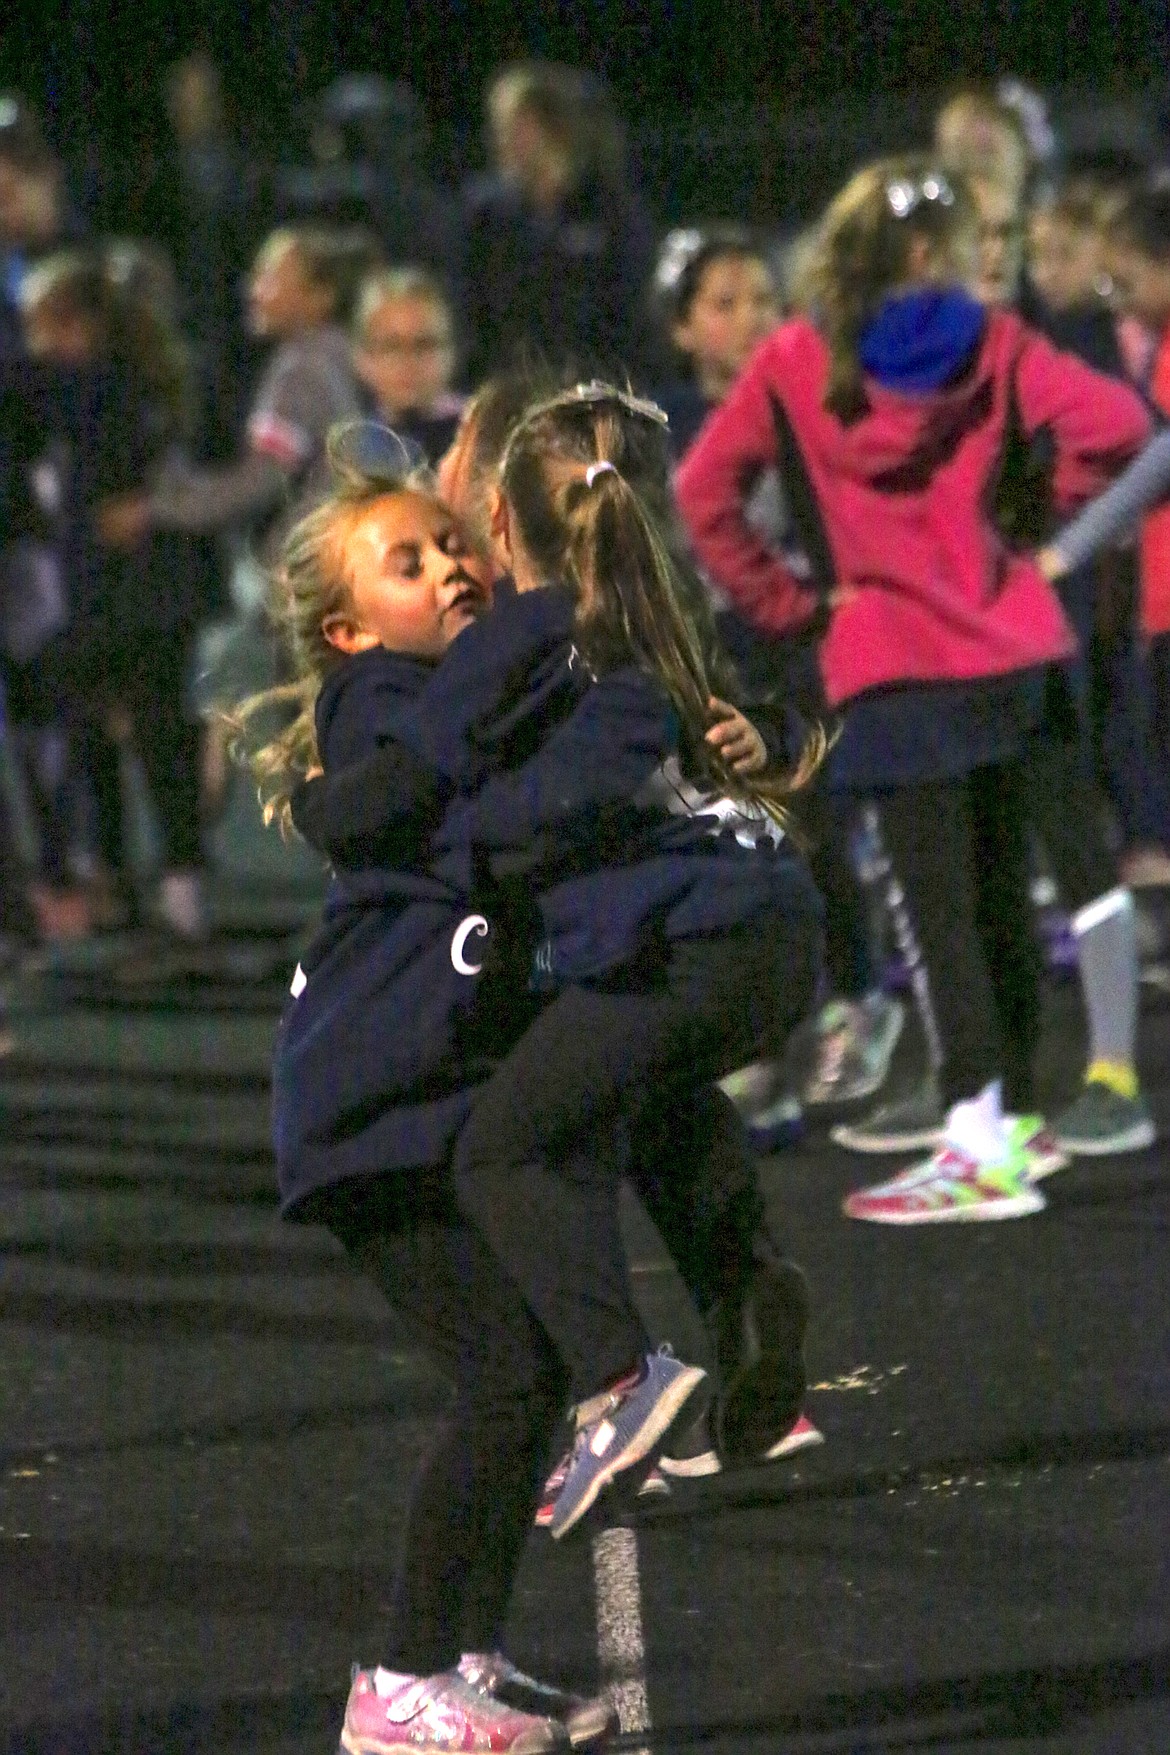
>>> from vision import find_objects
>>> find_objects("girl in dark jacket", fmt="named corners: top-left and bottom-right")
top-left (244, 405), bottom-right (823, 1753)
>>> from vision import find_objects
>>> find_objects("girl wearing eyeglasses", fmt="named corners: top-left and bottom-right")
top-left (677, 154), bottom-right (1152, 1223)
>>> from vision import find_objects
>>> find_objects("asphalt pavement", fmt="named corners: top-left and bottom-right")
top-left (1, 852), bottom-right (1168, 1755)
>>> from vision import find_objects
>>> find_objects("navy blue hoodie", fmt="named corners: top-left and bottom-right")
top-left (275, 585), bottom-right (821, 1216)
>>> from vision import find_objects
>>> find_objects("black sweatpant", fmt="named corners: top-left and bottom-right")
top-left (1024, 727), bottom-right (1121, 916)
top-left (874, 762), bottom-right (1041, 1110)
top-left (452, 913), bottom-right (822, 1403)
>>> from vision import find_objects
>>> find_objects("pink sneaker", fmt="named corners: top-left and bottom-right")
top-left (763, 1412), bottom-right (826, 1460)
top-left (843, 1145), bottom-right (1046, 1225)
top-left (340, 1666), bottom-right (568, 1754)
top-left (660, 1409), bottom-right (825, 1475)
top-left (458, 1653), bottom-right (617, 1748)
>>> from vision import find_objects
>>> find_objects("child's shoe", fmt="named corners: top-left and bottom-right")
top-left (708, 1255), bottom-right (809, 1466)
top-left (534, 1451), bottom-right (668, 1527)
top-left (660, 1407), bottom-right (824, 1477)
top-left (803, 994), bottom-right (904, 1107)
top-left (545, 1347), bottom-right (707, 1539)
top-left (340, 1665), bottom-right (568, 1754)
top-left (458, 1653), bottom-right (617, 1749)
top-left (843, 1082), bottom-right (1047, 1225)
top-left (1052, 1080), bottom-right (1156, 1156)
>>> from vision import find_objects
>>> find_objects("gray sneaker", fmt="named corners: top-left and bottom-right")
top-left (804, 995), bottom-right (905, 1107)
top-left (1053, 1083), bottom-right (1156, 1156)
top-left (830, 1078), bottom-right (945, 1154)
top-left (546, 1347), bottom-right (707, 1539)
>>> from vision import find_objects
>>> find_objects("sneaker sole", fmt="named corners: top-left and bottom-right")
top-left (831, 1122), bottom-right (943, 1154)
top-left (548, 1366), bottom-right (707, 1540)
top-left (1053, 1120), bottom-right (1157, 1158)
top-left (342, 1719), bottom-right (564, 1755)
top-left (661, 1417), bottom-right (826, 1474)
top-left (659, 1447), bottom-right (722, 1479)
top-left (803, 1002), bottom-right (905, 1108)
top-left (843, 1189), bottom-right (1046, 1224)
top-left (764, 1417), bottom-right (826, 1461)
top-left (715, 1263), bottom-right (809, 1465)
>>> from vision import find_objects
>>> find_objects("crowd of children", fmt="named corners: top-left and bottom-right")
top-left (4, 63), bottom-right (1170, 1752)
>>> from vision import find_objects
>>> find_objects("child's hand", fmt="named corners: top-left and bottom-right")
top-left (1035, 544), bottom-right (1066, 582)
top-left (706, 697), bottom-right (766, 773)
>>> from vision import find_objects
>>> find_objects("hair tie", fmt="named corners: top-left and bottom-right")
top-left (585, 461), bottom-right (618, 487)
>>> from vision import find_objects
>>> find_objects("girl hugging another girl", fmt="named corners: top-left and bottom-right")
top-left (240, 388), bottom-right (825, 1755)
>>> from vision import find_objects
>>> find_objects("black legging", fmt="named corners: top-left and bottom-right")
top-left (452, 913), bottom-right (822, 1403)
top-left (327, 913), bottom-right (820, 1676)
top-left (873, 762), bottom-right (1041, 1110)
top-left (344, 1183), bottom-right (570, 1676)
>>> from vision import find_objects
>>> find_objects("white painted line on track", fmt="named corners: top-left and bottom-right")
top-left (592, 1522), bottom-right (651, 1753)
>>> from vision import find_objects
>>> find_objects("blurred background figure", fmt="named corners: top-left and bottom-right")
top-left (157, 52), bottom-right (258, 462)
top-left (461, 61), bottom-right (656, 383)
top-left (652, 224), bottom-right (781, 458)
top-left (352, 266), bottom-right (464, 464)
top-left (275, 74), bottom-right (459, 291)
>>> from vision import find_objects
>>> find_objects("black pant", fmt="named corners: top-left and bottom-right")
top-left (327, 1083), bottom-right (773, 1680)
top-left (327, 912), bottom-right (819, 1675)
top-left (452, 914), bottom-right (822, 1402)
top-left (874, 763), bottom-right (1041, 1109)
top-left (72, 624), bottom-right (203, 876)
top-left (342, 1185), bottom-right (569, 1676)
top-left (1024, 673), bottom-right (1118, 914)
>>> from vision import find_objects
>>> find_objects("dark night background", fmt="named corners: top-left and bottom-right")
top-left (3, 1), bottom-right (1168, 172)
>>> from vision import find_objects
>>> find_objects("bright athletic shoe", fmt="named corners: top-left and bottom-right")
top-left (1009, 1116), bottom-right (1068, 1180)
top-left (1052, 1082), bottom-right (1157, 1157)
top-left (661, 1408), bottom-right (825, 1476)
top-left (842, 1146), bottom-right (1047, 1225)
top-left (710, 1257), bottom-right (809, 1466)
top-left (803, 995), bottom-right (904, 1107)
top-left (719, 1061), bottom-right (803, 1151)
top-left (830, 1079), bottom-right (945, 1154)
top-left (458, 1653), bottom-right (617, 1750)
top-left (340, 1666), bottom-right (567, 1754)
top-left (545, 1347), bottom-right (707, 1539)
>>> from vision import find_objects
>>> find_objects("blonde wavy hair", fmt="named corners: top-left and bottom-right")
top-left (226, 425), bottom-right (427, 833)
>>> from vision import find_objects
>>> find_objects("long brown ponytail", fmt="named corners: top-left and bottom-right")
top-left (499, 383), bottom-right (823, 822)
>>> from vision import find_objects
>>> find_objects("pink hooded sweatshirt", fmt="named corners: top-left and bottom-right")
top-left (676, 307), bottom-right (1151, 708)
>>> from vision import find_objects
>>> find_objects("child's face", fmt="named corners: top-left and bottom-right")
top-left (672, 254), bottom-right (779, 392)
top-left (324, 491), bottom-right (493, 660)
top-left (1106, 239), bottom-right (1170, 331)
top-left (355, 294), bottom-right (454, 418)
top-left (1028, 211), bottom-right (1104, 313)
top-left (248, 238), bottom-right (332, 340)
